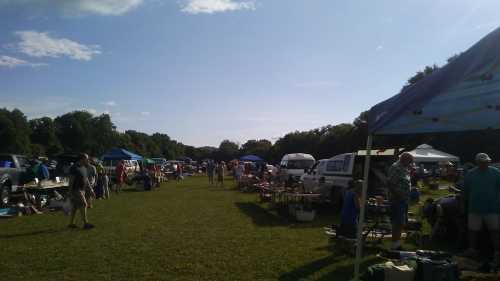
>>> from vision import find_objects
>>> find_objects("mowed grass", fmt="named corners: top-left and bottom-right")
top-left (0, 176), bottom-right (378, 281)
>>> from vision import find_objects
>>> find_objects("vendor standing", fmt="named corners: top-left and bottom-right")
top-left (464, 153), bottom-right (500, 260)
top-left (387, 152), bottom-right (414, 250)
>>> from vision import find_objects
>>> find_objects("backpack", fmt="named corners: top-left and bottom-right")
top-left (415, 258), bottom-right (459, 281)
top-left (362, 263), bottom-right (386, 281)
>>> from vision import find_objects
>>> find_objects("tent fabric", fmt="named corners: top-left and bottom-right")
top-left (357, 28), bottom-right (500, 280)
top-left (102, 148), bottom-right (143, 161)
top-left (239, 155), bottom-right (264, 162)
top-left (369, 27), bottom-right (500, 135)
top-left (407, 144), bottom-right (459, 163)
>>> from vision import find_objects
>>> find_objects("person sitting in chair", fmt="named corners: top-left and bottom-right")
top-left (338, 180), bottom-right (362, 239)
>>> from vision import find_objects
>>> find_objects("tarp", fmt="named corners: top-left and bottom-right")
top-left (407, 144), bottom-right (459, 163)
top-left (102, 148), bottom-right (143, 161)
top-left (369, 27), bottom-right (500, 135)
top-left (239, 155), bottom-right (264, 162)
top-left (356, 27), bottom-right (500, 280)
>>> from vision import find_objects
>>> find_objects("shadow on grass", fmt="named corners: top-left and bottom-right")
top-left (235, 202), bottom-right (290, 227)
top-left (279, 252), bottom-right (382, 281)
top-left (235, 201), bottom-right (342, 229)
top-left (0, 228), bottom-right (69, 239)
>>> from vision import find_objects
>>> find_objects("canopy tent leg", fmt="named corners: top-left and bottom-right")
top-left (353, 134), bottom-right (373, 280)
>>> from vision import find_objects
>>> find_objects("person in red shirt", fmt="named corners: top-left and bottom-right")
top-left (115, 160), bottom-right (126, 194)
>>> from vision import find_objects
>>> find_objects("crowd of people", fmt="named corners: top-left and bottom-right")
top-left (65, 149), bottom-right (500, 269)
top-left (336, 150), bottom-right (500, 266)
top-left (206, 160), bottom-right (226, 187)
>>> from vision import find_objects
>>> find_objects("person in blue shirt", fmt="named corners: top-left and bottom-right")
top-left (339, 180), bottom-right (362, 239)
top-left (40, 160), bottom-right (50, 180)
top-left (464, 153), bottom-right (500, 261)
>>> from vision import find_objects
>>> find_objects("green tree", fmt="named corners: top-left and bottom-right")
top-left (240, 139), bottom-right (272, 159)
top-left (0, 108), bottom-right (31, 154)
top-left (216, 140), bottom-right (239, 161)
top-left (405, 64), bottom-right (439, 88)
top-left (29, 117), bottom-right (62, 156)
top-left (54, 111), bottom-right (94, 153)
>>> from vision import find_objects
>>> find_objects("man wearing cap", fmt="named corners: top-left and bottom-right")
top-left (387, 152), bottom-right (414, 250)
top-left (464, 153), bottom-right (500, 260)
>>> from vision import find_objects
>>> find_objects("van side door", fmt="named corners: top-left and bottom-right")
top-left (302, 161), bottom-right (319, 191)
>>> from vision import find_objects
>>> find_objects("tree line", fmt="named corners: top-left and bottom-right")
top-left (3, 106), bottom-right (498, 165)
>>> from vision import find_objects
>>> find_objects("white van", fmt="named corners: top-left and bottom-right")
top-left (279, 153), bottom-right (316, 184)
top-left (301, 149), bottom-right (401, 206)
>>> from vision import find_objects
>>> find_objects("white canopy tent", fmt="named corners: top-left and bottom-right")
top-left (407, 144), bottom-right (459, 163)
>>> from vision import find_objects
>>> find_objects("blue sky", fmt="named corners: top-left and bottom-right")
top-left (1, 0), bottom-right (500, 147)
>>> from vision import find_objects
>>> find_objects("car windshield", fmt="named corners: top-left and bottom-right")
top-left (16, 156), bottom-right (29, 168)
top-left (287, 160), bottom-right (315, 169)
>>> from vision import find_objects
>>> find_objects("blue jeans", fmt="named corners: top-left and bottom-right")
top-left (391, 200), bottom-right (408, 227)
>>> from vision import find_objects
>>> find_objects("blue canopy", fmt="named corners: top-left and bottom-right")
top-left (102, 148), bottom-right (143, 161)
top-left (239, 155), bottom-right (264, 162)
top-left (369, 27), bottom-right (500, 135)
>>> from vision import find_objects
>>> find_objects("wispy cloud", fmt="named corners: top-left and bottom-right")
top-left (0, 0), bottom-right (143, 16)
top-left (102, 100), bottom-right (117, 107)
top-left (140, 111), bottom-right (151, 116)
top-left (14, 31), bottom-right (101, 61)
top-left (0, 55), bottom-right (46, 68)
top-left (376, 45), bottom-right (383, 51)
top-left (181, 0), bottom-right (256, 14)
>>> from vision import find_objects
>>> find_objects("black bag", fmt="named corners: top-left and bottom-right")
top-left (362, 263), bottom-right (386, 281)
top-left (415, 258), bottom-right (459, 281)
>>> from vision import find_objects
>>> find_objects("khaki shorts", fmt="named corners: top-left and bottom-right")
top-left (70, 190), bottom-right (88, 209)
top-left (468, 214), bottom-right (499, 231)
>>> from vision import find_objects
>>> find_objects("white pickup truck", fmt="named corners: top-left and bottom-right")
top-left (301, 149), bottom-right (402, 207)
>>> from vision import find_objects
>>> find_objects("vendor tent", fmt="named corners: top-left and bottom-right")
top-left (407, 144), bottom-right (459, 163)
top-left (354, 27), bottom-right (500, 280)
top-left (102, 148), bottom-right (143, 161)
top-left (239, 155), bottom-right (264, 162)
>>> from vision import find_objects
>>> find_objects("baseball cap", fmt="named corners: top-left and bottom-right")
top-left (475, 153), bottom-right (492, 163)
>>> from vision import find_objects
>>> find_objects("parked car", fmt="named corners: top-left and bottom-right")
top-left (0, 153), bottom-right (68, 207)
top-left (152, 157), bottom-right (167, 167)
top-left (1, 154), bottom-right (31, 205)
top-left (279, 153), bottom-right (316, 184)
top-left (300, 148), bottom-right (402, 207)
top-left (102, 159), bottom-right (139, 182)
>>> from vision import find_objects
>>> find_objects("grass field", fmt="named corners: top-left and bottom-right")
top-left (1, 176), bottom-right (385, 281)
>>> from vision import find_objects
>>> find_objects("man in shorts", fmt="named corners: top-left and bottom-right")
top-left (68, 153), bottom-right (94, 230)
top-left (464, 153), bottom-right (500, 260)
top-left (387, 152), bottom-right (414, 250)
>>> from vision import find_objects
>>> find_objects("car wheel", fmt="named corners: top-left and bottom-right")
top-left (1, 184), bottom-right (10, 207)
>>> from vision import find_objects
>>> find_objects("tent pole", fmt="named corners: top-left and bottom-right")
top-left (353, 134), bottom-right (373, 281)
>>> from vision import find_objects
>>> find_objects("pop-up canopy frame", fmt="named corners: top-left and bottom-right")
top-left (354, 27), bottom-right (500, 280)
